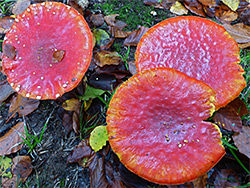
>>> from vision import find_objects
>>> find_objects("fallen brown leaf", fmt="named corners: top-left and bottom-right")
top-left (9, 94), bottom-right (40, 117)
top-left (0, 79), bottom-right (15, 104)
top-left (57, 107), bottom-right (74, 135)
top-left (67, 139), bottom-right (95, 166)
top-left (105, 160), bottom-right (126, 188)
top-left (119, 163), bottom-right (159, 187)
top-left (95, 63), bottom-right (131, 80)
top-left (214, 3), bottom-right (237, 23)
top-left (223, 22), bottom-right (250, 48)
top-left (3, 43), bottom-right (16, 60)
top-left (217, 10), bottom-right (238, 23)
top-left (237, 0), bottom-right (250, 15)
top-left (72, 105), bottom-right (81, 134)
top-left (52, 50), bottom-right (65, 64)
top-left (111, 20), bottom-right (128, 30)
top-left (104, 14), bottom-right (119, 27)
top-left (228, 97), bottom-right (249, 117)
top-left (95, 63), bottom-right (128, 74)
top-left (238, 42), bottom-right (250, 49)
top-left (12, 156), bottom-right (33, 179)
top-left (198, 0), bottom-right (217, 6)
top-left (203, 5), bottom-right (216, 17)
top-left (168, 183), bottom-right (192, 188)
top-left (104, 14), bottom-right (127, 29)
top-left (213, 169), bottom-right (241, 187)
top-left (104, 14), bottom-right (129, 38)
top-left (217, 3), bottom-right (233, 11)
top-left (143, 0), bottom-right (162, 8)
top-left (0, 17), bottom-right (14, 34)
top-left (100, 38), bottom-right (115, 50)
top-left (62, 110), bottom-right (74, 135)
top-left (237, 0), bottom-right (250, 13)
top-left (1, 176), bottom-right (18, 188)
top-left (232, 126), bottom-right (250, 158)
top-left (29, 0), bottom-right (46, 2)
top-left (93, 51), bottom-right (121, 67)
top-left (88, 73), bottom-right (118, 91)
top-left (239, 7), bottom-right (250, 26)
top-left (12, 0), bottom-right (31, 15)
top-left (184, 0), bottom-right (206, 17)
top-left (2, 155), bottom-right (33, 188)
top-left (161, 0), bottom-right (177, 9)
top-left (90, 13), bottom-right (104, 27)
top-left (0, 122), bottom-right (26, 155)
top-left (144, 0), bottom-right (175, 9)
top-left (89, 154), bottom-right (109, 188)
top-left (128, 61), bottom-right (137, 75)
top-left (67, 0), bottom-right (84, 15)
top-left (124, 26), bottom-right (149, 46)
top-left (109, 26), bottom-right (129, 38)
top-left (213, 105), bottom-right (243, 132)
top-left (191, 173), bottom-right (208, 188)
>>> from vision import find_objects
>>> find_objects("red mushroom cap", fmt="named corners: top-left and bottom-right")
top-left (2, 2), bottom-right (93, 100)
top-left (107, 67), bottom-right (225, 185)
top-left (135, 16), bottom-right (246, 110)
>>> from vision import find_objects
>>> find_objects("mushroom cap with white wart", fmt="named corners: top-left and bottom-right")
top-left (2, 2), bottom-right (93, 99)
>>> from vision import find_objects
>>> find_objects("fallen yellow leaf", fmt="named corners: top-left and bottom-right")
top-left (170, 1), bottom-right (188, 15)
top-left (221, 0), bottom-right (239, 11)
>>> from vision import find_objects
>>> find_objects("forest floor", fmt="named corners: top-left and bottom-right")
top-left (0, 0), bottom-right (250, 188)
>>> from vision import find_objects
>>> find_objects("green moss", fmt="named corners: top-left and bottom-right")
top-left (0, 40), bottom-right (3, 52)
top-left (240, 49), bottom-right (250, 90)
top-left (113, 42), bottom-right (123, 53)
top-left (240, 49), bottom-right (250, 121)
top-left (96, 0), bottom-right (170, 30)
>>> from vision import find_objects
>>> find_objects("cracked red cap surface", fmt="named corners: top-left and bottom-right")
top-left (135, 16), bottom-right (246, 110)
top-left (107, 67), bottom-right (225, 185)
top-left (2, 2), bottom-right (93, 100)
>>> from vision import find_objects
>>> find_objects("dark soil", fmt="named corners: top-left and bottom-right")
top-left (0, 85), bottom-right (89, 187)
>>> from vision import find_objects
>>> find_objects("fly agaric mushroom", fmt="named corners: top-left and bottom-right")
top-left (107, 67), bottom-right (225, 185)
top-left (2, 2), bottom-right (93, 100)
top-left (135, 16), bottom-right (246, 110)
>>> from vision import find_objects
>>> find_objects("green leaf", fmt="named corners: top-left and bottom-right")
top-left (89, 125), bottom-right (109, 152)
top-left (0, 156), bottom-right (13, 179)
top-left (93, 29), bottom-right (111, 47)
top-left (80, 85), bottom-right (106, 101)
